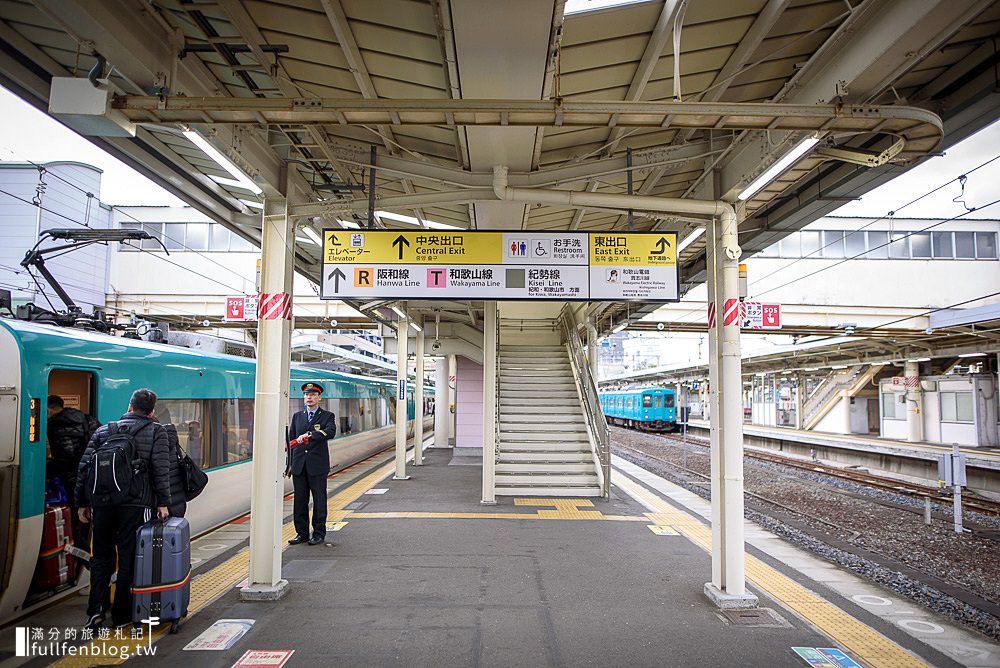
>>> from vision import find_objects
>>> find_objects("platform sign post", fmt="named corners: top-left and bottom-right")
top-left (938, 445), bottom-right (967, 533)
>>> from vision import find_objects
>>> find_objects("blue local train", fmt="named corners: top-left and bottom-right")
top-left (600, 387), bottom-right (677, 432)
top-left (0, 318), bottom-right (427, 624)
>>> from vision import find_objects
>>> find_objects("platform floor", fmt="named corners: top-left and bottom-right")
top-left (2, 445), bottom-right (998, 667)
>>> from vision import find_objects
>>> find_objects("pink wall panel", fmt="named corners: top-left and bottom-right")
top-left (455, 357), bottom-right (483, 449)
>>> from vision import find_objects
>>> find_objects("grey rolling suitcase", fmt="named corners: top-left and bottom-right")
top-left (132, 517), bottom-right (191, 633)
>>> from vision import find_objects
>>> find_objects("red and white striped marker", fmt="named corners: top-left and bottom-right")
top-left (723, 298), bottom-right (740, 326)
top-left (257, 292), bottom-right (292, 320)
top-left (707, 303), bottom-right (716, 328)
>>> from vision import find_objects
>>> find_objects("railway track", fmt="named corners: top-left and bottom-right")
top-left (657, 431), bottom-right (1000, 518)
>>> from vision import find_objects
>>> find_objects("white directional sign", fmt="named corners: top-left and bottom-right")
top-left (320, 230), bottom-right (678, 302)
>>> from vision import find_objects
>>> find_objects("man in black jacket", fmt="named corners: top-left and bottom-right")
top-left (47, 396), bottom-right (100, 552)
top-left (75, 388), bottom-right (171, 631)
top-left (286, 382), bottom-right (336, 546)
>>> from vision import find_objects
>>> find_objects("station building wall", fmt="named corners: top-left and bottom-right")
top-left (0, 162), bottom-right (111, 312)
top-left (879, 375), bottom-right (998, 447)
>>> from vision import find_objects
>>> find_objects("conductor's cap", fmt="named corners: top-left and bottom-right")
top-left (301, 382), bottom-right (324, 394)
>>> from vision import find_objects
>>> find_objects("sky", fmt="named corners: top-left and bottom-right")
top-left (1, 84), bottom-right (999, 216)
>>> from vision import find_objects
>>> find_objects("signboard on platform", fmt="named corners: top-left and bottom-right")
top-left (319, 231), bottom-right (678, 302)
top-left (742, 301), bottom-right (781, 329)
top-left (225, 296), bottom-right (258, 322)
top-left (183, 619), bottom-right (255, 651)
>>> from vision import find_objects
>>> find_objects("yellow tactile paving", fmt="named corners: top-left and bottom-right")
top-left (613, 472), bottom-right (931, 668)
top-left (52, 459), bottom-right (399, 666)
top-left (349, 511), bottom-right (645, 521)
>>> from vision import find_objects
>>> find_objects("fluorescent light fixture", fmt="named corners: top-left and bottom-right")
top-left (294, 236), bottom-right (311, 244)
top-left (804, 367), bottom-right (820, 372)
top-left (303, 227), bottom-right (322, 245)
top-left (958, 352), bottom-right (986, 358)
top-left (425, 220), bottom-right (463, 230)
top-left (738, 136), bottom-right (819, 201)
top-left (239, 199), bottom-right (263, 210)
top-left (184, 130), bottom-right (263, 195)
top-left (612, 322), bottom-right (627, 333)
top-left (409, 321), bottom-right (422, 332)
top-left (830, 365), bottom-right (848, 369)
top-left (565, 0), bottom-right (652, 14)
top-left (338, 219), bottom-right (361, 229)
top-left (678, 228), bottom-right (706, 252)
top-left (907, 358), bottom-right (931, 362)
top-left (391, 306), bottom-right (407, 319)
top-left (376, 211), bottom-right (419, 225)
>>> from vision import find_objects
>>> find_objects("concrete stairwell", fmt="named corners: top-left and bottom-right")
top-left (495, 344), bottom-right (601, 496)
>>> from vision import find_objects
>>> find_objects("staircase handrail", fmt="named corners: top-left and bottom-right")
top-left (558, 305), bottom-right (610, 499)
top-left (803, 366), bottom-right (863, 421)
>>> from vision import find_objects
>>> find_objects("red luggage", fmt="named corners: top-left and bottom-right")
top-left (32, 504), bottom-right (77, 590)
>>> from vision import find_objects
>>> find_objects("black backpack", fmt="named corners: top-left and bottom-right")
top-left (88, 421), bottom-right (148, 506)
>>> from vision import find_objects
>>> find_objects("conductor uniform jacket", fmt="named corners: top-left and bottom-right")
top-left (288, 407), bottom-right (337, 476)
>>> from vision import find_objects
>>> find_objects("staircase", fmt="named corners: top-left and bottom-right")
top-left (803, 364), bottom-right (884, 430)
top-left (495, 344), bottom-right (601, 496)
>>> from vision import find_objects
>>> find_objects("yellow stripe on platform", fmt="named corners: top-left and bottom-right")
top-left (612, 472), bottom-right (931, 668)
top-left (53, 459), bottom-right (399, 666)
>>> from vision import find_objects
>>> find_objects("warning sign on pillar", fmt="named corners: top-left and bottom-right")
top-left (742, 302), bottom-right (782, 329)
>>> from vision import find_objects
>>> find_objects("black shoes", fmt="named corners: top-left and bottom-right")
top-left (84, 613), bottom-right (105, 632)
top-left (287, 535), bottom-right (308, 545)
top-left (307, 534), bottom-right (324, 545)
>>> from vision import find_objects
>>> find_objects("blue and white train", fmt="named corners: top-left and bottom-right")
top-left (0, 318), bottom-right (426, 623)
top-left (600, 387), bottom-right (677, 432)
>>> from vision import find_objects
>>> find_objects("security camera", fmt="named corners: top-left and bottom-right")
top-left (329, 318), bottom-right (338, 328)
top-left (430, 340), bottom-right (442, 353)
top-left (201, 320), bottom-right (211, 327)
top-left (656, 322), bottom-right (665, 331)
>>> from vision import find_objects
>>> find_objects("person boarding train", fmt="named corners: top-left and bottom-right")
top-left (286, 382), bottom-right (336, 545)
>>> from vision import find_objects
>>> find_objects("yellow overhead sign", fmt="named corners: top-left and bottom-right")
top-left (589, 232), bottom-right (677, 266)
top-left (324, 230), bottom-right (502, 264)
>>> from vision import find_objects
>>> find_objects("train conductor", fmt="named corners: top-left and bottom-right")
top-left (287, 382), bottom-right (337, 545)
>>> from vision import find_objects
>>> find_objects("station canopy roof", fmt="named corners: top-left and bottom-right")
top-left (1, 0), bottom-right (998, 332)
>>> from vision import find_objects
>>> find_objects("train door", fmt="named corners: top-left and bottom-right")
top-left (40, 369), bottom-right (97, 593)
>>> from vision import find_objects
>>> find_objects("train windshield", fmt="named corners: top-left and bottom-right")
top-left (664, 394), bottom-right (675, 408)
top-left (642, 394), bottom-right (653, 408)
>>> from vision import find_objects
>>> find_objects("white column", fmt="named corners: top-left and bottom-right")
top-left (448, 355), bottom-right (457, 446)
top-left (705, 221), bottom-right (723, 589)
top-left (414, 316), bottom-right (425, 465)
top-left (435, 360), bottom-right (449, 448)
top-left (842, 389), bottom-right (853, 434)
top-left (904, 360), bottom-right (923, 442)
top-left (242, 196), bottom-right (292, 601)
top-left (795, 374), bottom-right (805, 430)
top-left (481, 301), bottom-right (498, 504)
top-left (394, 311), bottom-right (410, 480)
top-left (706, 213), bottom-right (756, 609)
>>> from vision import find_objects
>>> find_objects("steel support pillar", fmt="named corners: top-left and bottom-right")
top-left (241, 196), bottom-right (293, 601)
top-left (705, 215), bottom-right (757, 609)
top-left (481, 301), bottom-right (498, 505)
top-left (795, 373), bottom-right (805, 430)
top-left (394, 312), bottom-right (410, 480)
top-left (414, 316), bottom-right (425, 465)
top-left (904, 360), bottom-right (923, 442)
top-left (587, 319), bottom-right (599, 381)
top-left (435, 359), bottom-right (450, 448)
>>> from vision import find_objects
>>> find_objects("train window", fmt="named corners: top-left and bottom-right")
top-left (157, 400), bottom-right (204, 465)
top-left (642, 395), bottom-right (653, 408)
top-left (0, 394), bottom-right (16, 462)
top-left (220, 399), bottom-right (254, 463)
top-left (664, 394), bottom-right (675, 408)
top-left (940, 392), bottom-right (973, 423)
top-left (655, 395), bottom-right (662, 408)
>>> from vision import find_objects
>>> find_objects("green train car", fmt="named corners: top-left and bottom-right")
top-left (0, 318), bottom-right (422, 623)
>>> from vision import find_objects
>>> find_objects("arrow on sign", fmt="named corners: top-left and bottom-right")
top-left (392, 234), bottom-right (410, 259)
top-left (651, 237), bottom-right (672, 255)
top-left (327, 267), bottom-right (346, 293)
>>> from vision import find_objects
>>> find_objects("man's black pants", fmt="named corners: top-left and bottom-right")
top-left (88, 505), bottom-right (150, 624)
top-left (292, 473), bottom-right (327, 539)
